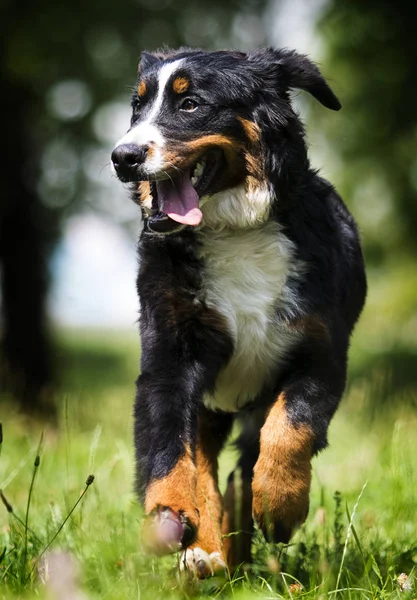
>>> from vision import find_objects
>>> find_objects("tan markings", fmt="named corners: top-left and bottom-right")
top-left (244, 151), bottom-right (265, 183)
top-left (252, 393), bottom-right (313, 541)
top-left (289, 315), bottom-right (331, 342)
top-left (173, 76), bottom-right (189, 94)
top-left (186, 134), bottom-right (243, 164)
top-left (145, 445), bottom-right (198, 528)
top-left (147, 146), bottom-right (155, 160)
top-left (138, 181), bottom-right (152, 207)
top-left (238, 117), bottom-right (261, 143)
top-left (189, 444), bottom-right (223, 558)
top-left (162, 137), bottom-right (241, 166)
top-left (221, 472), bottom-right (253, 569)
top-left (138, 80), bottom-right (146, 97)
top-left (237, 118), bottom-right (266, 195)
top-left (244, 151), bottom-right (261, 176)
top-left (245, 153), bottom-right (266, 197)
top-left (247, 176), bottom-right (262, 197)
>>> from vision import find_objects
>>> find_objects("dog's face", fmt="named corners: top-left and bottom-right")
top-left (112, 48), bottom-right (340, 234)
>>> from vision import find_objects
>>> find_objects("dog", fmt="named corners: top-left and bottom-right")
top-left (111, 47), bottom-right (367, 576)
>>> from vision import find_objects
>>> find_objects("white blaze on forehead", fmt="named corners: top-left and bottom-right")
top-left (114, 59), bottom-right (184, 151)
top-left (144, 58), bottom-right (185, 126)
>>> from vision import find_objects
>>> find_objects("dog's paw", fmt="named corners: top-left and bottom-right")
top-left (252, 491), bottom-right (309, 544)
top-left (142, 507), bottom-right (197, 555)
top-left (180, 547), bottom-right (227, 578)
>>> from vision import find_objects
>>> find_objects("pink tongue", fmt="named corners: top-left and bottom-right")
top-left (156, 170), bottom-right (202, 226)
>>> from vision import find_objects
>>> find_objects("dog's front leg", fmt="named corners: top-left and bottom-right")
top-left (252, 343), bottom-right (347, 543)
top-left (134, 366), bottom-right (204, 555)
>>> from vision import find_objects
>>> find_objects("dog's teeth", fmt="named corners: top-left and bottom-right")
top-left (194, 162), bottom-right (204, 178)
top-left (191, 176), bottom-right (198, 185)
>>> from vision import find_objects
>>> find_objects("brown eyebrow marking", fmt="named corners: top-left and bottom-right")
top-left (138, 80), bottom-right (147, 97)
top-left (173, 76), bottom-right (190, 94)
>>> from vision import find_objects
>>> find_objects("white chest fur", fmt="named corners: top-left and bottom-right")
top-left (198, 221), bottom-right (303, 412)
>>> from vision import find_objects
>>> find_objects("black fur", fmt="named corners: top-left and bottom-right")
top-left (113, 47), bottom-right (367, 547)
top-left (134, 230), bottom-right (233, 495)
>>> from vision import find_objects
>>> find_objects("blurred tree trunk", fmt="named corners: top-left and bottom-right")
top-left (0, 66), bottom-right (55, 416)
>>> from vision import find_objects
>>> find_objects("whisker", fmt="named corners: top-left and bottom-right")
top-left (164, 160), bottom-right (184, 177)
top-left (161, 170), bottom-right (177, 187)
top-left (100, 162), bottom-right (112, 175)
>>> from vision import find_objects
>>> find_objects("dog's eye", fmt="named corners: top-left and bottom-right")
top-left (180, 98), bottom-right (199, 112)
top-left (131, 99), bottom-right (141, 123)
top-left (132, 99), bottom-right (140, 112)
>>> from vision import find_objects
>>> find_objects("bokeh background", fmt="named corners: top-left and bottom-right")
top-left (1, 0), bottom-right (416, 412)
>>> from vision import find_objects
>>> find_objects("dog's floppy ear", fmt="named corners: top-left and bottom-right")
top-left (249, 48), bottom-right (341, 111)
top-left (277, 49), bottom-right (341, 111)
top-left (276, 49), bottom-right (341, 111)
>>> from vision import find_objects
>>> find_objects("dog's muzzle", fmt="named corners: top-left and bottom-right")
top-left (111, 143), bottom-right (148, 183)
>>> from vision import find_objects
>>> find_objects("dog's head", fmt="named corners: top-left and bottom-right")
top-left (111, 47), bottom-right (340, 234)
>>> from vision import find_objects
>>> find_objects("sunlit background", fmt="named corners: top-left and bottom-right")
top-left (1, 0), bottom-right (416, 414)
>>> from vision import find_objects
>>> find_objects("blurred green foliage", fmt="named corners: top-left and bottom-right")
top-left (309, 1), bottom-right (417, 400)
top-left (315, 0), bottom-right (417, 267)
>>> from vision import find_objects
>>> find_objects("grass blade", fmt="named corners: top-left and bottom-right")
top-left (0, 490), bottom-right (42, 544)
top-left (335, 480), bottom-right (368, 594)
top-left (22, 432), bottom-right (44, 582)
top-left (27, 474), bottom-right (95, 582)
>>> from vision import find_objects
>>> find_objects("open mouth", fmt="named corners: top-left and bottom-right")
top-left (145, 150), bottom-right (223, 234)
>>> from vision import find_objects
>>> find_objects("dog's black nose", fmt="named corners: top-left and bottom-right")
top-left (111, 143), bottom-right (148, 181)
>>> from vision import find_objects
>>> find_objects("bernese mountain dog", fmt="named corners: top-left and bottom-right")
top-left (111, 47), bottom-right (367, 577)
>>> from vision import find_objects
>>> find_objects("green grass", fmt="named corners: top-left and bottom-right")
top-left (1, 329), bottom-right (416, 599)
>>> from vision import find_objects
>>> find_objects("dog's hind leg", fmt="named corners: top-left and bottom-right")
top-left (221, 410), bottom-right (263, 571)
top-left (180, 407), bottom-right (233, 577)
top-left (222, 471), bottom-right (253, 571)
